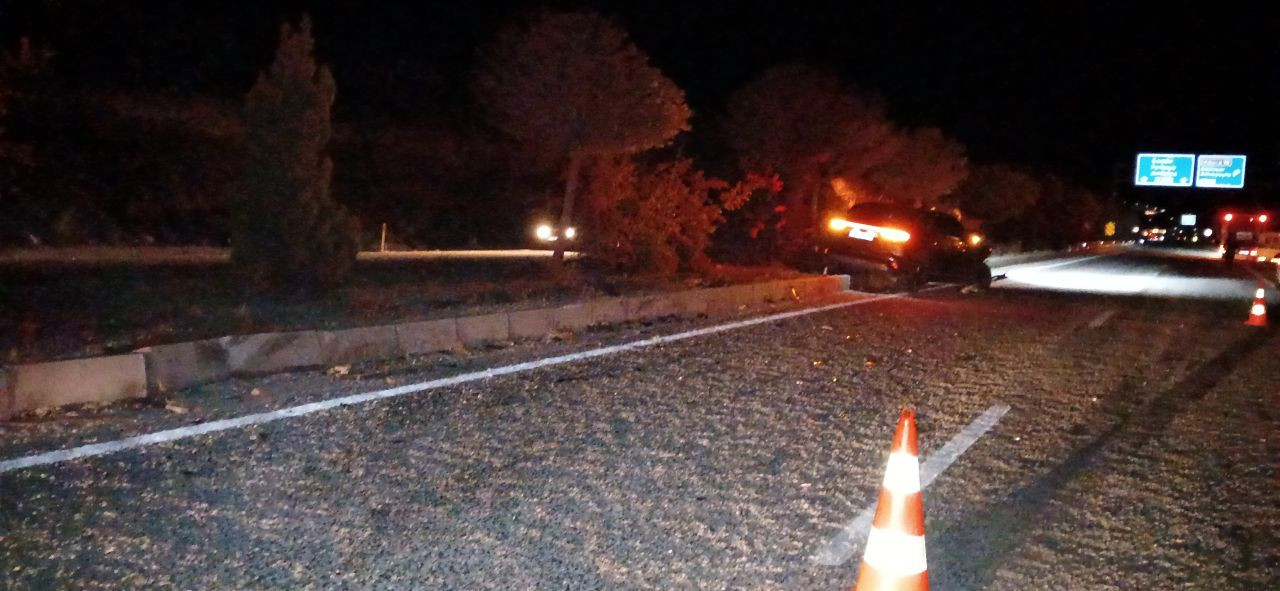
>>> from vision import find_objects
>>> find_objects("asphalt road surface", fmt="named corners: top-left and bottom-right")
top-left (2, 245), bottom-right (1278, 589)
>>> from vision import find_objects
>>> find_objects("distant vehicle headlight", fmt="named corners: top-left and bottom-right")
top-left (968, 233), bottom-right (983, 246)
top-left (564, 226), bottom-right (577, 240)
top-left (535, 224), bottom-right (555, 241)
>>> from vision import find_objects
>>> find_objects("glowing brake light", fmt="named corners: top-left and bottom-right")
top-left (878, 227), bottom-right (911, 242)
top-left (1225, 213), bottom-right (1234, 221)
top-left (1261, 214), bottom-right (1270, 223)
top-left (829, 218), bottom-right (911, 243)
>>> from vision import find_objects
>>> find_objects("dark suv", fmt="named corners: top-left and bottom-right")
top-left (815, 202), bottom-right (992, 290)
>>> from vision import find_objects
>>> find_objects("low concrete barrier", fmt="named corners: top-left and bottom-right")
top-left (509, 308), bottom-right (555, 340)
top-left (670, 289), bottom-right (710, 316)
top-left (3, 354), bottom-right (147, 419)
top-left (456, 312), bottom-right (510, 346)
top-left (139, 339), bottom-right (229, 393)
top-left (320, 325), bottom-right (399, 365)
top-left (626, 294), bottom-right (679, 321)
top-left (3, 274), bottom-right (850, 416)
top-left (587, 298), bottom-right (628, 326)
top-left (752, 281), bottom-right (794, 303)
top-left (704, 284), bottom-right (758, 315)
top-left (791, 275), bottom-right (847, 299)
top-left (396, 318), bottom-right (460, 355)
top-left (554, 303), bottom-right (594, 330)
top-left (222, 331), bottom-right (324, 376)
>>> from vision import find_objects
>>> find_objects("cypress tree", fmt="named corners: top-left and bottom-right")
top-left (233, 16), bottom-right (358, 287)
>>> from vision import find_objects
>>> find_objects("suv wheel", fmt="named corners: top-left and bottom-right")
top-left (971, 263), bottom-right (993, 291)
top-left (892, 264), bottom-right (925, 292)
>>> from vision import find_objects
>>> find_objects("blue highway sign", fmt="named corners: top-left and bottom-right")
top-left (1194, 154), bottom-right (1246, 189)
top-left (1135, 153), bottom-right (1194, 187)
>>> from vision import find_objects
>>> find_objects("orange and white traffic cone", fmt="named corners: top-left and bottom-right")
top-left (1246, 281), bottom-right (1268, 327)
top-left (853, 408), bottom-right (929, 591)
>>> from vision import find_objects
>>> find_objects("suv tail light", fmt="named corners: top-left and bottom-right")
top-left (828, 218), bottom-right (911, 243)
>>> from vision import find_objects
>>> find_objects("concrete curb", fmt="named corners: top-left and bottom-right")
top-left (456, 312), bottom-right (510, 346)
top-left (319, 326), bottom-right (400, 365)
top-left (138, 338), bottom-right (229, 394)
top-left (508, 308), bottom-right (555, 341)
top-left (2, 275), bottom-right (851, 416)
top-left (221, 331), bottom-right (325, 377)
top-left (3, 354), bottom-right (148, 419)
top-left (396, 318), bottom-right (460, 355)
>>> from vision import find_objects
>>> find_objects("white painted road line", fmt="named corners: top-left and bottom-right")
top-left (813, 404), bottom-right (1012, 566)
top-left (1088, 309), bottom-right (1118, 329)
top-left (0, 289), bottom-right (954, 475)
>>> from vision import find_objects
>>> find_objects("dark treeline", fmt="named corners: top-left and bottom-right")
top-left (0, 6), bottom-right (1117, 283)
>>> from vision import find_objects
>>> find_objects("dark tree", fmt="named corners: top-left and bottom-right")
top-left (474, 10), bottom-right (690, 261)
top-left (945, 163), bottom-right (1041, 225)
top-left (724, 65), bottom-right (900, 252)
top-left (864, 126), bottom-right (968, 208)
top-left (578, 154), bottom-right (777, 274)
top-left (233, 16), bottom-right (359, 287)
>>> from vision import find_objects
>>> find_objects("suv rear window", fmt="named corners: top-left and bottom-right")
top-left (926, 213), bottom-right (966, 238)
top-left (846, 203), bottom-right (920, 227)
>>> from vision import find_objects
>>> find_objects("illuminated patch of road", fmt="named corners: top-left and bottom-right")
top-left (990, 254), bottom-right (1106, 276)
top-left (1, 290), bottom-right (957, 475)
top-left (994, 254), bottom-right (1169, 296)
top-left (813, 404), bottom-right (1011, 566)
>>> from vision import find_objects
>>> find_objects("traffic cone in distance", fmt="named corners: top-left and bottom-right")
top-left (854, 408), bottom-right (928, 591)
top-left (1246, 281), bottom-right (1267, 327)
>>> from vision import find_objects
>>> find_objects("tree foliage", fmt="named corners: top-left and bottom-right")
top-left (474, 10), bottom-right (690, 159)
top-left (864, 126), bottom-right (967, 208)
top-left (473, 10), bottom-right (691, 259)
top-left (579, 155), bottom-right (777, 273)
top-left (945, 163), bottom-right (1041, 224)
top-left (1014, 174), bottom-right (1104, 248)
top-left (723, 65), bottom-right (901, 250)
top-left (233, 16), bottom-right (359, 287)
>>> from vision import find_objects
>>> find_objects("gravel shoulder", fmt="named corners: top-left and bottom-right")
top-left (3, 254), bottom-right (1277, 589)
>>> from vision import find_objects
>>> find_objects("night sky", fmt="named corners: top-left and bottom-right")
top-left (3, 1), bottom-right (1276, 203)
